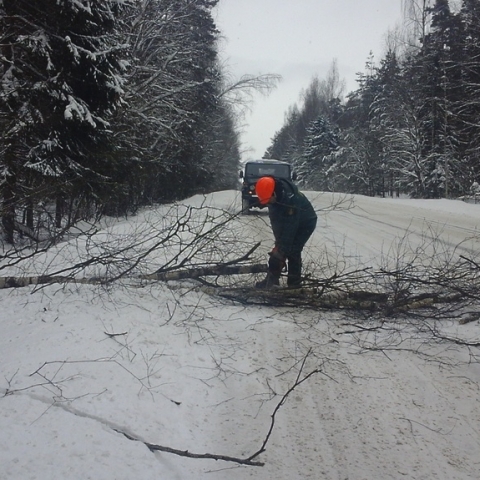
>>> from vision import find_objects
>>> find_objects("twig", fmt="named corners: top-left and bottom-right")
top-left (114, 350), bottom-right (322, 467)
top-left (104, 331), bottom-right (128, 338)
top-left (116, 430), bottom-right (265, 466)
top-left (246, 349), bottom-right (321, 462)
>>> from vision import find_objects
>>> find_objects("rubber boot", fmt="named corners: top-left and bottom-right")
top-left (287, 254), bottom-right (302, 287)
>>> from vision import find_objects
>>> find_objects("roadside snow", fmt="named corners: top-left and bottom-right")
top-left (1, 191), bottom-right (480, 479)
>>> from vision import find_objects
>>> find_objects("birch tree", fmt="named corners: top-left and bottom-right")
top-left (112, 0), bottom-right (225, 207)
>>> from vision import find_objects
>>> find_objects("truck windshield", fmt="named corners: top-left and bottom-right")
top-left (245, 163), bottom-right (290, 179)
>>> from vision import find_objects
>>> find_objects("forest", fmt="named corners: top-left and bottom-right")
top-left (266, 0), bottom-right (480, 200)
top-left (0, 0), bottom-right (252, 245)
top-left (1, 0), bottom-right (479, 246)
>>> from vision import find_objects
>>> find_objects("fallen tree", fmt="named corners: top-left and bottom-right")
top-left (2, 200), bottom-right (480, 323)
top-left (1, 253), bottom-right (479, 323)
top-left (0, 243), bottom-right (268, 289)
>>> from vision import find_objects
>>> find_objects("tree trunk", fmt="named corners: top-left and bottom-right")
top-left (26, 200), bottom-right (34, 231)
top-left (56, 193), bottom-right (64, 229)
top-left (2, 149), bottom-right (17, 245)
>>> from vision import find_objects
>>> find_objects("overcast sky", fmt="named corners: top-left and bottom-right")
top-left (213, 0), bottom-right (405, 161)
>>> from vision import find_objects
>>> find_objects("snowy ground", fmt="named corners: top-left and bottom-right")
top-left (1, 191), bottom-right (480, 480)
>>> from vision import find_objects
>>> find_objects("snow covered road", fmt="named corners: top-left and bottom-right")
top-left (1, 191), bottom-right (480, 479)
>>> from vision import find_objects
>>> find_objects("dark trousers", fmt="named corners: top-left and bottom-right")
top-left (270, 217), bottom-right (317, 286)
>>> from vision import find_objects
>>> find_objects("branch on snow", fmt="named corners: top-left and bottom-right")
top-left (114, 350), bottom-right (321, 467)
top-left (114, 431), bottom-right (265, 467)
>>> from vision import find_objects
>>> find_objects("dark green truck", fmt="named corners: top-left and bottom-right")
top-left (239, 159), bottom-right (296, 213)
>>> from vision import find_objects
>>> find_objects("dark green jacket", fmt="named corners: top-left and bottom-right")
top-left (268, 178), bottom-right (317, 255)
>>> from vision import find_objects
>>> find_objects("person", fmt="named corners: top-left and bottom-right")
top-left (254, 176), bottom-right (317, 288)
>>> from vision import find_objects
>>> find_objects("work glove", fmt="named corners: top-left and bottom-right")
top-left (268, 247), bottom-right (286, 275)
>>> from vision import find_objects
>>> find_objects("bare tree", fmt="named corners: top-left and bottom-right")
top-left (401, 0), bottom-right (434, 50)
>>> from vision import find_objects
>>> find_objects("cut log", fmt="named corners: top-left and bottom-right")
top-left (0, 263), bottom-right (268, 289)
top-left (141, 263), bottom-right (268, 281)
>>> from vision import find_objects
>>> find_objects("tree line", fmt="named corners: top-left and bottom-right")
top-left (265, 0), bottom-right (480, 200)
top-left (4, 1), bottom-right (478, 247)
top-left (0, 0), bottom-right (251, 245)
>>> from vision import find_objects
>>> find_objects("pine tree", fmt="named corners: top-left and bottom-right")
top-left (415, 0), bottom-right (464, 197)
top-left (457, 0), bottom-right (480, 187)
top-left (301, 116), bottom-right (339, 190)
top-left (338, 54), bottom-right (385, 196)
top-left (0, 0), bottom-right (128, 242)
top-left (372, 53), bottom-right (429, 198)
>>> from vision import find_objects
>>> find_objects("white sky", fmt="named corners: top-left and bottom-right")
top-left (213, 0), bottom-right (405, 161)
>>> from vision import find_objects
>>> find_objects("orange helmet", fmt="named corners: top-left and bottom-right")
top-left (256, 176), bottom-right (275, 205)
